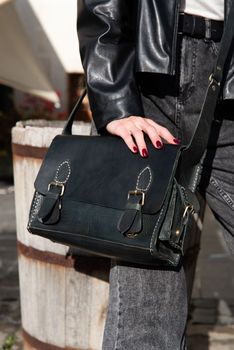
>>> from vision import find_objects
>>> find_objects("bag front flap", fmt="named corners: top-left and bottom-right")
top-left (34, 135), bottom-right (182, 214)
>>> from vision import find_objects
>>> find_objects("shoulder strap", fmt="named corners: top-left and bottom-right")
top-left (179, 0), bottom-right (234, 188)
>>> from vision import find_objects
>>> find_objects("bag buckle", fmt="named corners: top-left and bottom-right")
top-left (209, 73), bottom-right (221, 87)
top-left (127, 190), bottom-right (145, 206)
top-left (48, 181), bottom-right (65, 196)
top-left (182, 204), bottom-right (194, 219)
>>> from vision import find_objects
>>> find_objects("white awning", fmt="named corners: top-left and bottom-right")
top-left (0, 0), bottom-right (60, 103)
top-left (26, 0), bottom-right (83, 73)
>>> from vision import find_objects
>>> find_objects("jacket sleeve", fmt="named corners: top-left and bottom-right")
top-left (77, 0), bottom-right (144, 134)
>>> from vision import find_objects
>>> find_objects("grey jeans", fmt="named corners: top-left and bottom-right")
top-left (101, 35), bottom-right (234, 350)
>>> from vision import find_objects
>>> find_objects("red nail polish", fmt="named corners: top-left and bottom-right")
top-left (133, 146), bottom-right (138, 153)
top-left (156, 141), bottom-right (163, 149)
top-left (142, 148), bottom-right (148, 157)
top-left (173, 138), bottom-right (180, 144)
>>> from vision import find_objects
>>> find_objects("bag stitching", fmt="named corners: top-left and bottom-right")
top-left (28, 192), bottom-right (42, 228)
top-left (191, 165), bottom-right (201, 192)
top-left (54, 160), bottom-right (71, 183)
top-left (136, 165), bottom-right (152, 191)
top-left (150, 206), bottom-right (165, 253)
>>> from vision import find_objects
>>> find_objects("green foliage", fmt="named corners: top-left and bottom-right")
top-left (0, 335), bottom-right (15, 350)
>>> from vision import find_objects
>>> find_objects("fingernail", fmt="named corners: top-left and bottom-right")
top-left (133, 146), bottom-right (138, 153)
top-left (156, 140), bottom-right (163, 149)
top-left (173, 138), bottom-right (180, 144)
top-left (142, 148), bottom-right (149, 157)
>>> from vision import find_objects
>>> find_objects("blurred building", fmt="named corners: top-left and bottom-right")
top-left (13, 0), bottom-right (84, 115)
top-left (0, 0), bottom-right (85, 117)
top-left (0, 0), bottom-right (88, 180)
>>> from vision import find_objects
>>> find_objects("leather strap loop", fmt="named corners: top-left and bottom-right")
top-left (38, 186), bottom-right (62, 225)
top-left (117, 194), bottom-right (143, 236)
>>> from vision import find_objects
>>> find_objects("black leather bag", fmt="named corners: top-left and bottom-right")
top-left (27, 5), bottom-right (234, 266)
top-left (27, 120), bottom-right (197, 266)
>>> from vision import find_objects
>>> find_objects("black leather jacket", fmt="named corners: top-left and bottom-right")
top-left (77, 0), bottom-right (234, 133)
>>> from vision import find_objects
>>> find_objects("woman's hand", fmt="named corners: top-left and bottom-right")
top-left (106, 116), bottom-right (180, 157)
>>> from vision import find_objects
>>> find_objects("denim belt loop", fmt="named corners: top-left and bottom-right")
top-left (205, 18), bottom-right (212, 40)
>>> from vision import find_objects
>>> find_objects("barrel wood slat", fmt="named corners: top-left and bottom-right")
top-left (12, 120), bottom-right (110, 350)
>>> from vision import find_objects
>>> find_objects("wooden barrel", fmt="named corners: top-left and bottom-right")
top-left (12, 120), bottom-right (110, 350)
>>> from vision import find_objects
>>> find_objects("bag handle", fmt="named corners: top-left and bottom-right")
top-left (62, 89), bottom-right (87, 135)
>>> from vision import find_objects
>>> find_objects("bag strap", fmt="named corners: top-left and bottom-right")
top-left (63, 2), bottom-right (234, 176)
top-left (181, 1), bottom-right (234, 160)
top-left (178, 1), bottom-right (234, 190)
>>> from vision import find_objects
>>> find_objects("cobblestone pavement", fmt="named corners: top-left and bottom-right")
top-left (0, 181), bottom-right (234, 350)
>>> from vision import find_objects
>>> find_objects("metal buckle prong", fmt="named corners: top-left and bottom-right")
top-left (209, 73), bottom-right (221, 86)
top-left (127, 190), bottom-right (145, 206)
top-left (48, 181), bottom-right (65, 196)
top-left (182, 204), bottom-right (194, 219)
